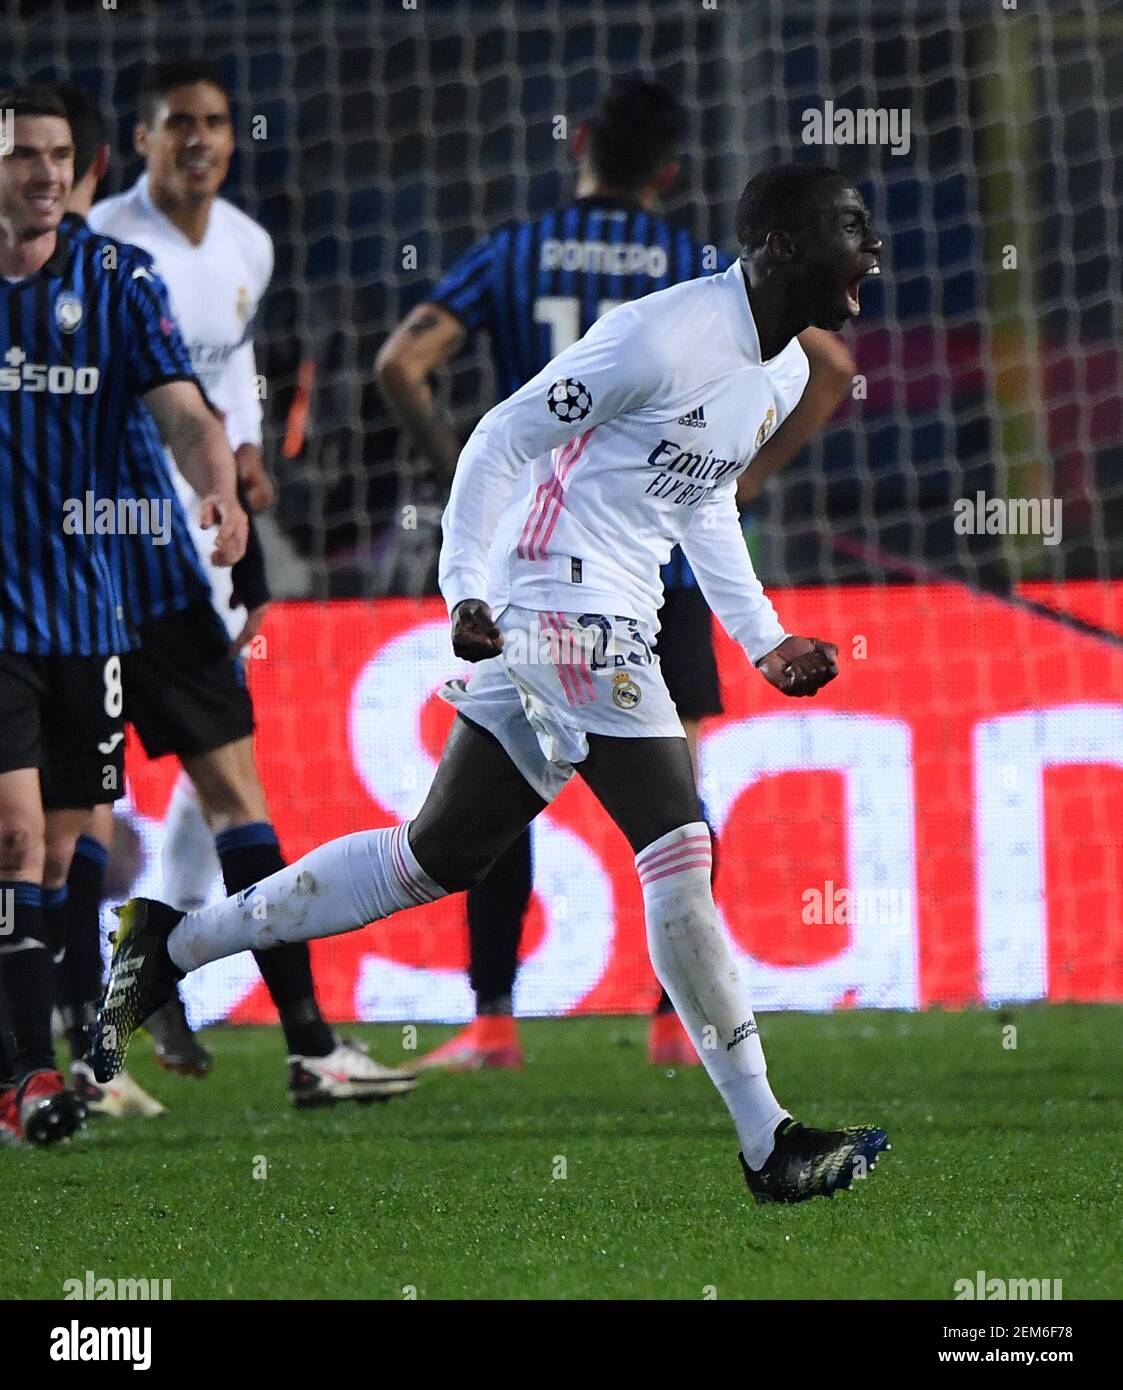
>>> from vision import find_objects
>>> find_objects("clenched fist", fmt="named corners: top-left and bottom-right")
top-left (451, 599), bottom-right (504, 662)
top-left (757, 635), bottom-right (839, 697)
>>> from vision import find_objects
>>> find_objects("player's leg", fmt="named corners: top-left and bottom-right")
top-left (122, 602), bottom-right (341, 1091)
top-left (578, 730), bottom-right (889, 1200)
top-left (92, 710), bottom-right (549, 1082)
top-left (38, 650), bottom-right (164, 1129)
top-left (646, 713), bottom-right (723, 1063)
top-left (647, 580), bottom-right (724, 1064)
top-left (140, 774), bottom-right (219, 1077)
top-left (58, 805), bottom-right (111, 1067)
top-left (148, 710), bottom-right (548, 965)
top-left (56, 803), bottom-right (165, 1119)
top-left (159, 772), bottom-right (220, 912)
top-left (578, 731), bottom-right (789, 1167)
top-left (183, 732), bottom-right (414, 1103)
top-left (41, 804), bottom-right (90, 972)
top-left (143, 772), bottom-right (221, 1076)
top-left (576, 732), bottom-right (788, 1163)
top-left (647, 714), bottom-right (702, 1063)
top-left (0, 766), bottom-right (59, 1134)
top-left (182, 735), bottom-right (336, 1052)
top-left (0, 652), bottom-right (128, 1142)
top-left (0, 1020), bottom-right (20, 1145)
top-left (418, 830), bottom-right (531, 1072)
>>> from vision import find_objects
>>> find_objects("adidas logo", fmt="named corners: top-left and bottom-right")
top-left (676, 405), bottom-right (707, 428)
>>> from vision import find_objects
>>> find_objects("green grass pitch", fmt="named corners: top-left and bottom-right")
top-left (2, 1006), bottom-right (1119, 1300)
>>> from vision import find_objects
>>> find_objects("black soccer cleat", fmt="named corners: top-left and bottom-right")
top-left (91, 898), bottom-right (185, 1084)
top-left (740, 1118), bottom-right (890, 1204)
top-left (145, 991), bottom-right (214, 1078)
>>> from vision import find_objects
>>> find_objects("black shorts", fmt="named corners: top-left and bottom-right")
top-left (0, 651), bottom-right (126, 809)
top-left (655, 584), bottom-right (723, 721)
top-left (123, 601), bottom-right (255, 760)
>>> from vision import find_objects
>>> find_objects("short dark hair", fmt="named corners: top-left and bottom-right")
top-left (585, 78), bottom-right (686, 191)
top-left (53, 83), bottom-right (106, 183)
top-left (735, 163), bottom-right (848, 251)
top-left (0, 85), bottom-right (69, 127)
top-left (137, 59), bottom-right (229, 124)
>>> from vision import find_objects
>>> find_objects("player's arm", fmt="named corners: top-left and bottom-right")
top-left (441, 305), bottom-right (664, 661)
top-left (374, 303), bottom-right (467, 480)
top-left (681, 483), bottom-right (838, 698)
top-left (144, 380), bottom-right (248, 567)
top-left (228, 484), bottom-right (271, 654)
top-left (234, 443), bottom-right (273, 511)
top-left (218, 342), bottom-right (275, 511)
top-left (121, 256), bottom-right (247, 564)
top-left (736, 328), bottom-right (855, 505)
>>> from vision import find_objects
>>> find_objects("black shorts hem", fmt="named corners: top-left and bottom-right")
top-left (124, 602), bottom-right (255, 761)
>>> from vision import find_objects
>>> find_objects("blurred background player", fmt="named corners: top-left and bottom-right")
top-left (0, 85), bottom-right (247, 1146)
top-left (374, 78), bottom-right (854, 1070)
top-left (70, 68), bottom-right (415, 1107)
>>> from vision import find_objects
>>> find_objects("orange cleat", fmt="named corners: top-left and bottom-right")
top-left (647, 1010), bottom-right (701, 1067)
top-left (415, 1016), bottom-right (523, 1071)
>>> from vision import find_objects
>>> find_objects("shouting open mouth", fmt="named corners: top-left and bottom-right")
top-left (847, 261), bottom-right (881, 316)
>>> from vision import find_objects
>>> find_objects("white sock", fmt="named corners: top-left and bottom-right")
top-left (637, 823), bottom-right (788, 1169)
top-left (159, 774), bottom-right (221, 911)
top-left (167, 823), bottom-right (445, 971)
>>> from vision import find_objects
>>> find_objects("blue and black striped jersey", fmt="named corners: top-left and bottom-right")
top-left (117, 394), bottom-right (212, 626)
top-left (429, 197), bottom-right (732, 590)
top-left (60, 215), bottom-right (211, 628)
top-left (0, 222), bottom-right (198, 655)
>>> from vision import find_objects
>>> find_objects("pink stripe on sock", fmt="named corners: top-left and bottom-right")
top-left (638, 845), bottom-right (713, 877)
top-left (637, 833), bottom-right (712, 873)
top-left (638, 855), bottom-right (714, 887)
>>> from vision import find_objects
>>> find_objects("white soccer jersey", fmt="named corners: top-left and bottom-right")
top-left (439, 257), bottom-right (809, 664)
top-left (89, 175), bottom-right (273, 634)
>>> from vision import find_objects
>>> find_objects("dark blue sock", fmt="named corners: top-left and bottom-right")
top-left (0, 883), bottom-right (57, 1080)
top-left (215, 824), bottom-right (332, 1057)
top-left (61, 837), bottom-right (109, 1061)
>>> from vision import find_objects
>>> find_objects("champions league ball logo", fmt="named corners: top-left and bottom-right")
top-left (547, 378), bottom-right (592, 423)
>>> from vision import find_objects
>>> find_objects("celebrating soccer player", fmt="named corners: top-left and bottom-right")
top-left (375, 78), bottom-right (855, 1070)
top-left (76, 65), bottom-right (414, 1107)
top-left (0, 86), bottom-right (246, 1146)
top-left (96, 159), bottom-right (891, 1202)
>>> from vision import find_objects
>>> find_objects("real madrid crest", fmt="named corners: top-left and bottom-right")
top-left (55, 291), bottom-right (83, 334)
top-left (611, 672), bottom-right (641, 710)
top-left (755, 405), bottom-right (776, 449)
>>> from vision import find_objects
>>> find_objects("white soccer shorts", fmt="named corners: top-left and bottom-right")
top-left (439, 605), bottom-right (685, 802)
